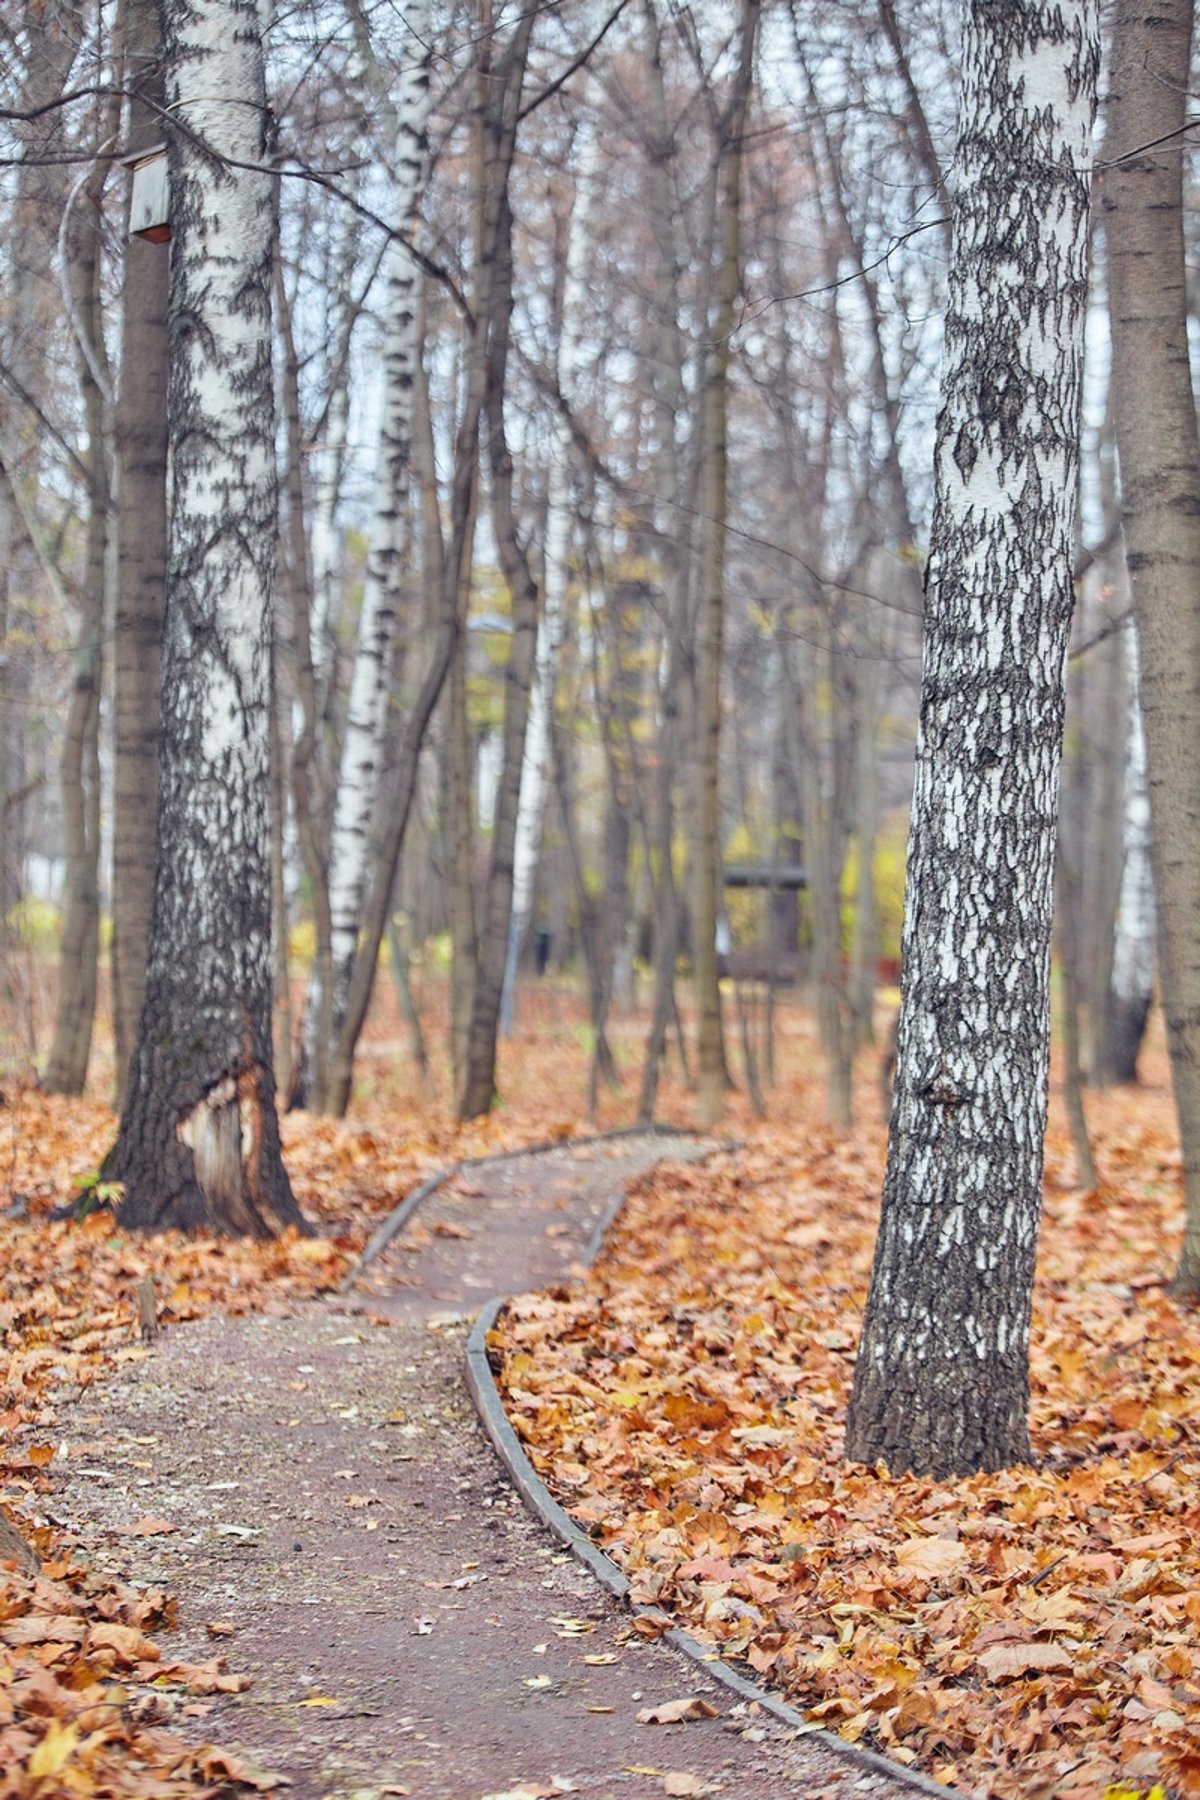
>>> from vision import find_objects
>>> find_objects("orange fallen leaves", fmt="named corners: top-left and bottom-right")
top-left (497, 1069), bottom-right (1200, 1798)
top-left (0, 1042), bottom-right (626, 1800)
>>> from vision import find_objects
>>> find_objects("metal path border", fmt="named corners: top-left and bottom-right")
top-left (466, 1291), bottom-right (963, 1800)
top-left (340, 1121), bottom-right (699, 1293)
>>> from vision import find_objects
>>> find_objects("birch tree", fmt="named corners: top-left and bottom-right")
top-left (1107, 618), bottom-right (1155, 1082)
top-left (499, 104), bottom-right (598, 1038)
top-left (110, 0), bottom-right (305, 1235)
top-left (111, 0), bottom-right (169, 1109)
top-left (319, 0), bottom-right (433, 1106)
top-left (1103, 0), bottom-right (1200, 1295)
top-left (845, 0), bottom-right (1100, 1477)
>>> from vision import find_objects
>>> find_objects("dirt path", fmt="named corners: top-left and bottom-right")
top-left (50, 1136), bottom-right (927, 1800)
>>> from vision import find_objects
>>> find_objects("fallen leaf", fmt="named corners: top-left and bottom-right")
top-left (976, 1641), bottom-right (1074, 1681)
top-left (636, 1697), bottom-right (719, 1725)
top-left (119, 1514), bottom-right (178, 1536)
top-left (28, 1719), bottom-right (78, 1779)
top-left (894, 1536), bottom-right (969, 1581)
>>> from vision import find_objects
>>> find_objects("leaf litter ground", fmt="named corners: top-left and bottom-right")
top-left (0, 990), bottom-right (1194, 1797)
top-left (494, 1039), bottom-right (1199, 1799)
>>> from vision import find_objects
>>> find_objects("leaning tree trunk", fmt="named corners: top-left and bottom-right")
top-left (845, 0), bottom-right (1099, 1478)
top-left (323, 3), bottom-right (432, 1090)
top-left (1103, 0), bottom-right (1200, 1294)
top-left (110, 0), bottom-right (305, 1236)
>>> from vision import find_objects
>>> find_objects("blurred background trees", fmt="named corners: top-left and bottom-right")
top-left (0, 0), bottom-right (1190, 1175)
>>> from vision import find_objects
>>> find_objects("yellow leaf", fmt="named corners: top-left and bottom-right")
top-left (894, 1536), bottom-right (969, 1581)
top-left (28, 1720), bottom-right (78, 1779)
top-left (292, 1237), bottom-right (338, 1263)
top-left (298, 1695), bottom-right (339, 1707)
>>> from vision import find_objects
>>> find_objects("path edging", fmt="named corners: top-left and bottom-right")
top-left (460, 1156), bottom-right (967, 1800)
top-left (341, 1122), bottom-right (699, 1292)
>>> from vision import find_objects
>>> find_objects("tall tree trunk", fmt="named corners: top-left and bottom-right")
top-left (448, 629), bottom-right (477, 1090)
top-left (111, 0), bottom-right (304, 1236)
top-left (457, 20), bottom-right (539, 1122)
top-left (638, 0), bottom-right (694, 1121)
top-left (694, 0), bottom-right (759, 1128)
top-left (324, 3), bottom-right (432, 1077)
top-left (323, 18), bottom-right (521, 1120)
top-left (274, 260), bottom-right (333, 1110)
top-left (500, 104), bottom-right (598, 1038)
top-left (46, 133), bottom-right (112, 1094)
top-left (846, 0), bottom-right (1099, 1477)
top-left (111, 0), bottom-right (168, 1109)
top-left (0, 0), bottom-right (80, 1013)
top-left (1103, 0), bottom-right (1200, 1294)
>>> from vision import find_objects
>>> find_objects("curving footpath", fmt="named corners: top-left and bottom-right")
top-left (49, 1131), bottom-right (956, 1800)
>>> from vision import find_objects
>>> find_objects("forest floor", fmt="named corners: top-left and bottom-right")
top-left (0, 983), bottom-right (1194, 1798)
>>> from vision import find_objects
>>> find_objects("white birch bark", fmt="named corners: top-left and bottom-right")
top-left (1108, 616), bottom-right (1155, 1077)
top-left (845, 0), bottom-right (1100, 1477)
top-left (309, 214), bottom-right (364, 703)
top-left (499, 109), bottom-right (598, 1036)
top-left (112, 0), bottom-right (303, 1234)
top-left (324, 2), bottom-right (432, 1048)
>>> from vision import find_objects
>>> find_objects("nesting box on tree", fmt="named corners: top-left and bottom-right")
top-left (124, 145), bottom-right (170, 243)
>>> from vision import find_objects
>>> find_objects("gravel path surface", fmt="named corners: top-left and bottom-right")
top-left (49, 1135), bottom-right (931, 1800)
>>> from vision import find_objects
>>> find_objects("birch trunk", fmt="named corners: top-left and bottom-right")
top-left (846, 0), bottom-right (1099, 1477)
top-left (111, 0), bottom-right (169, 1109)
top-left (1106, 618), bottom-right (1155, 1082)
top-left (499, 108), bottom-right (598, 1038)
top-left (111, 0), bottom-right (304, 1235)
top-left (324, 5), bottom-right (432, 1069)
top-left (323, 16), bottom-right (522, 1119)
top-left (1103, 0), bottom-right (1200, 1293)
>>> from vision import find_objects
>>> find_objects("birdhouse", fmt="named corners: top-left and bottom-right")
top-left (123, 145), bottom-right (170, 243)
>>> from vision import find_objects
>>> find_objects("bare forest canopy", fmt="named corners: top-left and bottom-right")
top-left (3, 0), bottom-right (1178, 1136)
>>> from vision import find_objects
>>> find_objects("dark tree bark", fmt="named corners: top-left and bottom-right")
top-left (694, 0), bottom-right (759, 1128)
top-left (459, 115), bottom-right (541, 1121)
top-left (111, 0), bottom-right (304, 1236)
top-left (1102, 0), bottom-right (1200, 1291)
top-left (45, 149), bottom-right (109, 1095)
top-left (845, 0), bottom-right (1100, 1477)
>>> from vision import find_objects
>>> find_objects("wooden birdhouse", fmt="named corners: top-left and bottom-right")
top-left (124, 145), bottom-right (170, 243)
